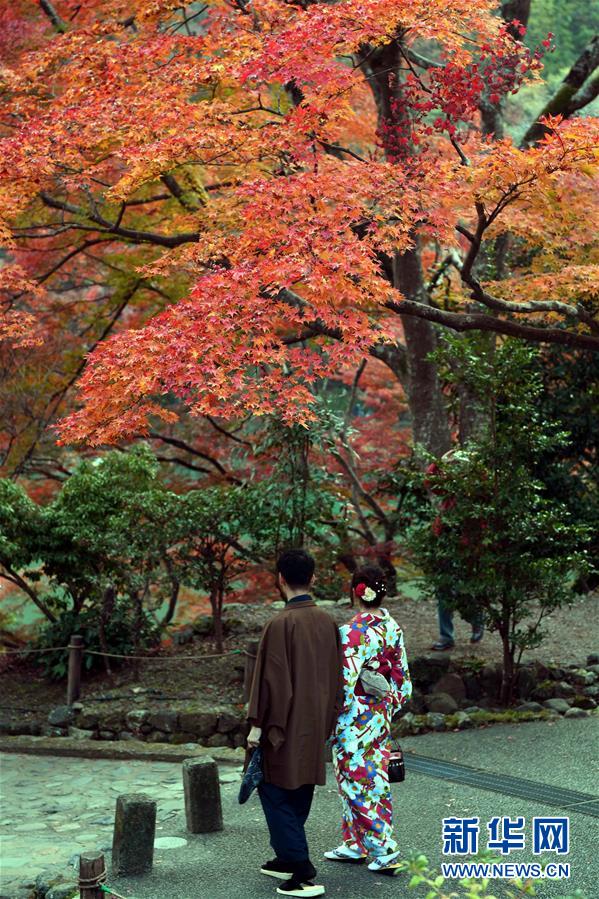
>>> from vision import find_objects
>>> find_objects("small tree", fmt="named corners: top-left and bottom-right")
top-left (176, 483), bottom-right (281, 652)
top-left (408, 339), bottom-right (589, 704)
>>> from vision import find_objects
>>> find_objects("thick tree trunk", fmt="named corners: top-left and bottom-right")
top-left (393, 249), bottom-right (452, 457)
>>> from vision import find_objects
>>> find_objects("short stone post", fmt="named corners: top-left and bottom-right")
top-left (243, 639), bottom-right (260, 702)
top-left (111, 793), bottom-right (156, 876)
top-left (79, 850), bottom-right (106, 898)
top-left (67, 634), bottom-right (84, 705)
top-left (183, 757), bottom-right (223, 833)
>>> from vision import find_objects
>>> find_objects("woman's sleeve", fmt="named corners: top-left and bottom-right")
top-left (395, 628), bottom-right (412, 708)
top-left (339, 622), bottom-right (370, 713)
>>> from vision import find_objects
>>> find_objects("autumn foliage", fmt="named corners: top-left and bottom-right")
top-left (0, 0), bottom-right (597, 453)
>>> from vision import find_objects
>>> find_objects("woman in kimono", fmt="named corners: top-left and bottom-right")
top-left (326, 564), bottom-right (412, 875)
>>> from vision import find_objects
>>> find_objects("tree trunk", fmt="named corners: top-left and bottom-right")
top-left (211, 585), bottom-right (224, 654)
top-left (499, 622), bottom-right (515, 706)
top-left (99, 585), bottom-right (115, 676)
top-left (394, 249), bottom-right (452, 457)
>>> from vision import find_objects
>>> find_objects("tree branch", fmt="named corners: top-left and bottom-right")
top-left (522, 35), bottom-right (599, 147)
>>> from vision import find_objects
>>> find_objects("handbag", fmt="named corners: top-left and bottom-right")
top-left (238, 746), bottom-right (264, 804)
top-left (388, 740), bottom-right (405, 783)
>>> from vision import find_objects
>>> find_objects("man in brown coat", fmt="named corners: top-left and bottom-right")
top-left (247, 549), bottom-right (343, 898)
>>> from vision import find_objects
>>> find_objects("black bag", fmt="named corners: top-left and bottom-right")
top-left (388, 741), bottom-right (405, 783)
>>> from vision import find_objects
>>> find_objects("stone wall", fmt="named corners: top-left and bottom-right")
top-left (1, 654), bottom-right (597, 746)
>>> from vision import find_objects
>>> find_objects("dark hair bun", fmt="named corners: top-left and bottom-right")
top-left (351, 564), bottom-right (387, 607)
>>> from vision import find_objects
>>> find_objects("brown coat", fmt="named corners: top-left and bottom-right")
top-left (247, 597), bottom-right (343, 790)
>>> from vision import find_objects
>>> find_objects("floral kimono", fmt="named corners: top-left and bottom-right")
top-left (332, 608), bottom-right (411, 857)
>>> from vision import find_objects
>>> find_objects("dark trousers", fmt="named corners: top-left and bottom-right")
top-left (258, 781), bottom-right (315, 878)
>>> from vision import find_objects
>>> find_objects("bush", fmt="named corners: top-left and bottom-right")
top-left (35, 597), bottom-right (161, 679)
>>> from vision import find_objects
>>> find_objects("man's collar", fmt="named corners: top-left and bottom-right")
top-left (286, 593), bottom-right (312, 605)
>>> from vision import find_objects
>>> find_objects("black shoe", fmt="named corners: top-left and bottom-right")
top-left (431, 640), bottom-right (455, 652)
top-left (470, 627), bottom-right (484, 644)
top-left (260, 859), bottom-right (294, 880)
top-left (276, 880), bottom-right (325, 897)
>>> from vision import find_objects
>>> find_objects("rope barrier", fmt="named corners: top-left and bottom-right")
top-left (78, 866), bottom-right (107, 887)
top-left (1, 644), bottom-right (243, 661)
top-left (84, 648), bottom-right (243, 661)
top-left (0, 645), bottom-right (71, 655)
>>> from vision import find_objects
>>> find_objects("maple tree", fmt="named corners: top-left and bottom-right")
top-left (0, 0), bottom-right (597, 473)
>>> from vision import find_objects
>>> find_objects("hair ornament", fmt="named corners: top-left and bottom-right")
top-left (363, 586), bottom-right (377, 602)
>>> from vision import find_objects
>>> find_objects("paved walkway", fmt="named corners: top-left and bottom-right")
top-left (1, 718), bottom-right (598, 898)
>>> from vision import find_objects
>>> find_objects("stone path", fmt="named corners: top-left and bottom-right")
top-left (0, 753), bottom-right (242, 897)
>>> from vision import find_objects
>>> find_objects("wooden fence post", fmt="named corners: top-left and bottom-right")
top-left (79, 850), bottom-right (105, 898)
top-left (67, 634), bottom-right (84, 705)
top-left (242, 639), bottom-right (260, 702)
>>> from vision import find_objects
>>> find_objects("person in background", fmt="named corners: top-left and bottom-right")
top-left (326, 564), bottom-right (411, 875)
top-left (425, 459), bottom-right (484, 651)
top-left (247, 549), bottom-right (343, 899)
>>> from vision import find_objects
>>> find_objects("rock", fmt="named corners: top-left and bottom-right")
top-left (169, 732), bottom-right (199, 745)
top-left (462, 674), bottom-right (483, 701)
top-left (514, 667), bottom-right (537, 699)
top-left (101, 711), bottom-right (125, 732)
top-left (145, 730), bottom-right (170, 744)
top-left (173, 625), bottom-right (194, 645)
top-left (117, 731), bottom-right (137, 741)
top-left (48, 706), bottom-right (76, 728)
top-left (531, 682), bottom-right (555, 702)
top-left (43, 726), bottom-right (67, 737)
top-left (454, 712), bottom-right (474, 730)
top-left (572, 696), bottom-right (597, 710)
top-left (147, 711), bottom-right (179, 733)
top-left (409, 655), bottom-right (450, 689)
top-left (431, 673), bottom-right (466, 701)
top-left (587, 664), bottom-right (599, 676)
top-left (223, 602), bottom-right (247, 613)
top-left (203, 733), bottom-right (231, 748)
top-left (425, 713), bottom-right (446, 731)
top-left (542, 698), bottom-right (571, 714)
top-left (564, 707), bottom-right (590, 719)
top-left (515, 701), bottom-right (544, 713)
top-left (586, 653), bottom-right (599, 666)
top-left (217, 712), bottom-right (241, 734)
top-left (68, 726), bottom-right (95, 741)
top-left (46, 884), bottom-right (78, 899)
top-left (179, 711), bottom-right (218, 738)
top-left (403, 687), bottom-right (426, 714)
top-left (480, 664), bottom-right (503, 699)
top-left (394, 712), bottom-right (420, 737)
top-left (583, 685), bottom-right (599, 698)
top-left (462, 706), bottom-right (483, 714)
top-left (192, 614), bottom-right (213, 636)
top-left (77, 711), bottom-right (99, 730)
top-left (112, 794), bottom-right (156, 875)
top-left (424, 692), bottom-right (459, 714)
top-left (553, 681), bottom-right (576, 698)
top-left (570, 669), bottom-right (596, 686)
top-left (98, 730), bottom-right (117, 741)
top-left (126, 709), bottom-right (150, 731)
top-left (232, 733), bottom-right (247, 749)
top-left (547, 666), bottom-right (567, 681)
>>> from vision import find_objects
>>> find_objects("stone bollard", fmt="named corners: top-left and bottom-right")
top-left (111, 793), bottom-right (156, 876)
top-left (183, 757), bottom-right (223, 833)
